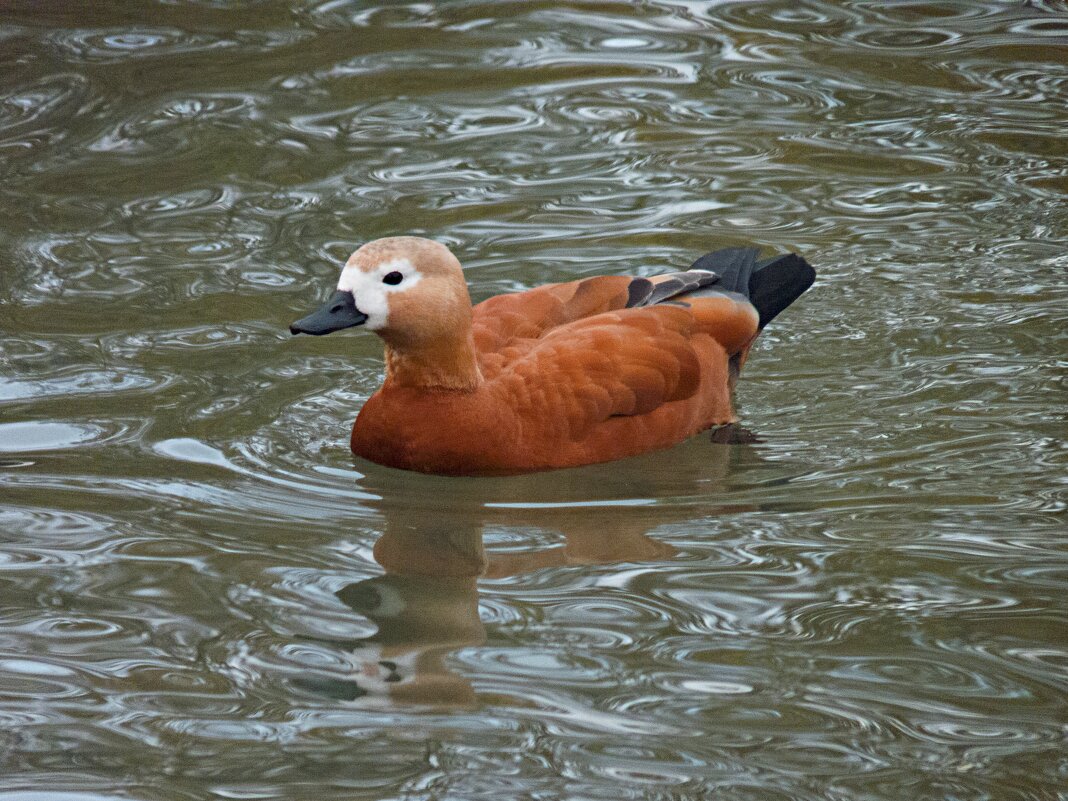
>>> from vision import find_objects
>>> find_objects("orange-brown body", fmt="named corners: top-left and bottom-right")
top-left (289, 237), bottom-right (813, 476)
top-left (351, 274), bottom-right (759, 475)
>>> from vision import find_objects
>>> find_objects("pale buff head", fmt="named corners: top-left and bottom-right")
top-left (338, 237), bottom-right (470, 340)
top-left (290, 237), bottom-right (473, 346)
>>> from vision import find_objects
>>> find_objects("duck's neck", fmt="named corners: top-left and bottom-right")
top-left (382, 330), bottom-right (483, 392)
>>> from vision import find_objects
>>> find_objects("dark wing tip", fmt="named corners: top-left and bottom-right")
top-left (644, 269), bottom-right (721, 306)
top-left (626, 277), bottom-right (655, 308)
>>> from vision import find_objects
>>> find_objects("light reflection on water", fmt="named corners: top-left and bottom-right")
top-left (1, 0), bottom-right (1066, 798)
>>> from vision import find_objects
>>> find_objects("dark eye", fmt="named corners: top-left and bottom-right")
top-left (382, 271), bottom-right (403, 286)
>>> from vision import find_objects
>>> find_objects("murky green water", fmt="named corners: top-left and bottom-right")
top-left (2, 1), bottom-right (1067, 798)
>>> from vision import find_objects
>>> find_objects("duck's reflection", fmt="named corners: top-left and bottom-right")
top-left (295, 429), bottom-right (764, 706)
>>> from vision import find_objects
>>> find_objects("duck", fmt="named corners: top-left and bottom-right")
top-left (290, 236), bottom-right (814, 476)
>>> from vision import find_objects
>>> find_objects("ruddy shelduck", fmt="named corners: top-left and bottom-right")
top-left (291, 237), bottom-right (814, 475)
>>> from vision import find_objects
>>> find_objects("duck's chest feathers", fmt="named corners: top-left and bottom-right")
top-left (351, 385), bottom-right (518, 475)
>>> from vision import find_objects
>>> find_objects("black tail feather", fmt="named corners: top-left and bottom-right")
top-left (689, 247), bottom-right (761, 296)
top-left (748, 254), bottom-right (815, 328)
top-left (688, 247), bottom-right (814, 329)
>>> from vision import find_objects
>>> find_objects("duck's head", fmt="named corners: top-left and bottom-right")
top-left (290, 237), bottom-right (471, 346)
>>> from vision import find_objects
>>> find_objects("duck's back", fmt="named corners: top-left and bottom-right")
top-left (470, 275), bottom-right (634, 379)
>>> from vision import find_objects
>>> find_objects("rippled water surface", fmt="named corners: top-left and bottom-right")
top-left (2, 1), bottom-right (1067, 799)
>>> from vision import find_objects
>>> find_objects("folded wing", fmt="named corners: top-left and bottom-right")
top-left (492, 304), bottom-right (706, 440)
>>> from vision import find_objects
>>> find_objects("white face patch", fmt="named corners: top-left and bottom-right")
top-left (346, 643), bottom-right (418, 701)
top-left (336, 257), bottom-right (422, 331)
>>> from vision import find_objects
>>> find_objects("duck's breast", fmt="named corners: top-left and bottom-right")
top-left (351, 386), bottom-right (522, 475)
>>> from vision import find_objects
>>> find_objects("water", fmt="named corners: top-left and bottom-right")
top-left (1, 1), bottom-right (1066, 798)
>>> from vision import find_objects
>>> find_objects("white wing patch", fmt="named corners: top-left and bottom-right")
top-left (337, 257), bottom-right (422, 330)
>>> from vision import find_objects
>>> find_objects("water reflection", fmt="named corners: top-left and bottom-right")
top-left (295, 432), bottom-right (759, 707)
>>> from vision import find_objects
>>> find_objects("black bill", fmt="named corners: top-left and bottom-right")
top-left (290, 290), bottom-right (368, 336)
